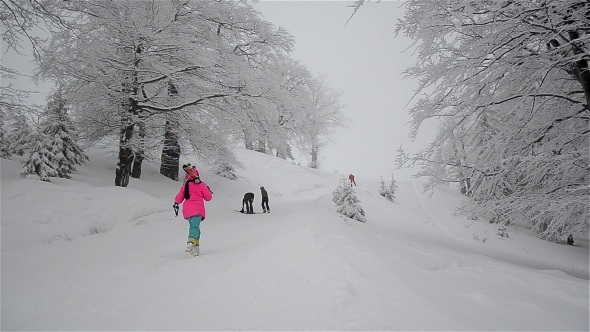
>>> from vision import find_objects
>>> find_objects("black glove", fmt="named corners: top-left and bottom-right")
top-left (173, 203), bottom-right (179, 217)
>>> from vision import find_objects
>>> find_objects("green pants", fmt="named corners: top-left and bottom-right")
top-left (187, 215), bottom-right (202, 245)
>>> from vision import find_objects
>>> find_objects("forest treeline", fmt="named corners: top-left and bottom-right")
top-left (351, 0), bottom-right (589, 241)
top-left (1, 0), bottom-right (346, 186)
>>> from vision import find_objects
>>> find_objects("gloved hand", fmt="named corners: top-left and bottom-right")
top-left (173, 203), bottom-right (179, 217)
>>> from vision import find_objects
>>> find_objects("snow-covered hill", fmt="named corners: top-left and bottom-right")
top-left (2, 149), bottom-right (588, 330)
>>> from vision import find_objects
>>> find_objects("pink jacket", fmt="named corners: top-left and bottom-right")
top-left (175, 180), bottom-right (213, 220)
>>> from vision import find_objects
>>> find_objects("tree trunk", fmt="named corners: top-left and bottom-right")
top-left (574, 58), bottom-right (590, 110)
top-left (115, 115), bottom-right (134, 187)
top-left (115, 43), bottom-right (142, 187)
top-left (310, 146), bottom-right (319, 169)
top-left (131, 118), bottom-right (145, 179)
top-left (310, 135), bottom-right (319, 168)
top-left (551, 27), bottom-right (590, 110)
top-left (160, 83), bottom-right (181, 181)
top-left (243, 126), bottom-right (254, 150)
top-left (160, 115), bottom-right (181, 181)
top-left (449, 128), bottom-right (470, 195)
top-left (569, 30), bottom-right (590, 110)
top-left (286, 145), bottom-right (294, 160)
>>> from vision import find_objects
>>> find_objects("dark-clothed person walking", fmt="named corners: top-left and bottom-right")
top-left (260, 186), bottom-right (270, 213)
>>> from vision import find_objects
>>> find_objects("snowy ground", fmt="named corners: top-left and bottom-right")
top-left (1, 148), bottom-right (588, 331)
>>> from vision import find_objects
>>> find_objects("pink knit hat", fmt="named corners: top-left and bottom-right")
top-left (182, 164), bottom-right (199, 179)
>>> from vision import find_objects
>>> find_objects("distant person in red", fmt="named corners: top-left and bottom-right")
top-left (349, 174), bottom-right (357, 187)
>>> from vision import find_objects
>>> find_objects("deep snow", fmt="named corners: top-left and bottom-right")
top-left (1, 148), bottom-right (588, 331)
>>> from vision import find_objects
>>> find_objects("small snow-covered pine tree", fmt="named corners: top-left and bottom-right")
top-left (6, 113), bottom-right (33, 156)
top-left (332, 179), bottom-right (347, 203)
top-left (379, 176), bottom-right (391, 200)
top-left (21, 130), bottom-right (58, 181)
top-left (379, 176), bottom-right (387, 194)
top-left (379, 175), bottom-right (397, 202)
top-left (334, 180), bottom-right (366, 223)
top-left (388, 175), bottom-right (397, 200)
top-left (40, 88), bottom-right (87, 178)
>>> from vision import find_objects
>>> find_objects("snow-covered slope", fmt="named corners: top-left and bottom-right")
top-left (1, 148), bottom-right (588, 330)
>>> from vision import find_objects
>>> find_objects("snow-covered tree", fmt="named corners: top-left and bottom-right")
top-left (0, 110), bottom-right (10, 158)
top-left (37, 0), bottom-right (306, 187)
top-left (227, 56), bottom-right (310, 159)
top-left (299, 73), bottom-right (347, 169)
top-left (332, 179), bottom-right (346, 203)
top-left (374, 0), bottom-right (590, 241)
top-left (1, 0), bottom-right (69, 126)
top-left (379, 175), bottom-right (397, 202)
top-left (36, 2), bottom-right (230, 185)
top-left (6, 113), bottom-right (34, 156)
top-left (160, 113), bottom-right (181, 181)
top-left (0, 66), bottom-right (37, 141)
top-left (0, 0), bottom-right (66, 55)
top-left (21, 130), bottom-right (57, 182)
top-left (334, 179), bottom-right (366, 223)
top-left (379, 177), bottom-right (388, 196)
top-left (388, 176), bottom-right (398, 198)
top-left (39, 88), bottom-right (87, 179)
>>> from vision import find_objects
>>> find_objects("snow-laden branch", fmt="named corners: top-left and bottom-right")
top-left (138, 93), bottom-right (234, 113)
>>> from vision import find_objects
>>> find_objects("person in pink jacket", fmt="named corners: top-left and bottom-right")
top-left (174, 164), bottom-right (213, 256)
